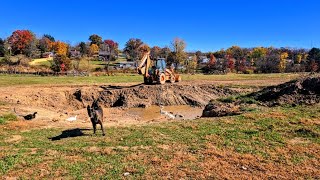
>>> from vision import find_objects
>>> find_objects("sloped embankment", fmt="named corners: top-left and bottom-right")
top-left (0, 84), bottom-right (238, 112)
top-left (248, 76), bottom-right (320, 106)
top-left (202, 76), bottom-right (320, 117)
top-left (74, 84), bottom-right (237, 109)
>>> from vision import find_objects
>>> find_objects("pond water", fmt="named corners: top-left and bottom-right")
top-left (126, 105), bottom-right (203, 121)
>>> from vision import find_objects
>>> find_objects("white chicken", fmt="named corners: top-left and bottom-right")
top-left (160, 106), bottom-right (175, 119)
top-left (66, 115), bottom-right (77, 121)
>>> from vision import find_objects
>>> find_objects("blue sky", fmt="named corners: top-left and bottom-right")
top-left (0, 0), bottom-right (319, 52)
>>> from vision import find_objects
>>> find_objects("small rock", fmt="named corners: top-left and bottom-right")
top-left (241, 166), bottom-right (247, 170)
top-left (52, 118), bottom-right (59, 122)
top-left (202, 101), bottom-right (241, 117)
top-left (175, 114), bottom-right (184, 118)
top-left (123, 172), bottom-right (130, 176)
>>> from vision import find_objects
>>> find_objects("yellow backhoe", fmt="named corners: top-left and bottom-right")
top-left (137, 52), bottom-right (181, 84)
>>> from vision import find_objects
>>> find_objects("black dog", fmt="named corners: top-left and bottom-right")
top-left (87, 100), bottom-right (105, 136)
top-left (14, 108), bottom-right (37, 120)
top-left (23, 112), bottom-right (37, 120)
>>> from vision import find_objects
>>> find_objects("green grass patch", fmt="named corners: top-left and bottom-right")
top-left (182, 73), bottom-right (300, 82)
top-left (217, 96), bottom-right (237, 103)
top-left (0, 74), bottom-right (143, 87)
top-left (0, 113), bottom-right (17, 124)
top-left (0, 105), bottom-right (319, 178)
top-left (217, 94), bottom-right (258, 105)
top-left (0, 73), bottom-right (300, 87)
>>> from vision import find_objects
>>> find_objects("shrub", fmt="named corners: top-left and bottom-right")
top-left (243, 69), bottom-right (254, 74)
top-left (51, 55), bottom-right (71, 72)
top-left (217, 96), bottom-right (237, 103)
top-left (239, 97), bottom-right (258, 104)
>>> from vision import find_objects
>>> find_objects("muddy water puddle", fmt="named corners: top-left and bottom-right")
top-left (125, 105), bottom-right (203, 121)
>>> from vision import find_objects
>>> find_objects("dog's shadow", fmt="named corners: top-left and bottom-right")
top-left (48, 128), bottom-right (91, 141)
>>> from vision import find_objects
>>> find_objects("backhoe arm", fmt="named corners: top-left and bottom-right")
top-left (137, 52), bottom-right (152, 77)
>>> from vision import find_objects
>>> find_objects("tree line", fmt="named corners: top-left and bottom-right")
top-left (0, 29), bottom-right (319, 73)
top-left (202, 46), bottom-right (320, 74)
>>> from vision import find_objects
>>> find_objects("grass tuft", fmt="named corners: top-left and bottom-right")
top-left (0, 113), bottom-right (17, 124)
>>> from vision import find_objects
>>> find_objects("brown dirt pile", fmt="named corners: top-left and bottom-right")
top-left (83, 84), bottom-right (237, 108)
top-left (249, 76), bottom-right (320, 106)
top-left (202, 101), bottom-right (241, 117)
top-left (0, 84), bottom-right (237, 112)
top-left (202, 76), bottom-right (320, 117)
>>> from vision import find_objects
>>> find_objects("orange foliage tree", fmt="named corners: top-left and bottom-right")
top-left (279, 52), bottom-right (289, 72)
top-left (39, 37), bottom-right (54, 53)
top-left (8, 30), bottom-right (34, 54)
top-left (53, 41), bottom-right (68, 56)
top-left (89, 44), bottom-right (99, 57)
top-left (139, 44), bottom-right (150, 55)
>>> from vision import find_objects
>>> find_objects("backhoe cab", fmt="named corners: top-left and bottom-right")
top-left (137, 52), bottom-right (181, 85)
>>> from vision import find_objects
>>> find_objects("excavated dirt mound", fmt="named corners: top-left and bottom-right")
top-left (202, 76), bottom-right (320, 117)
top-left (249, 76), bottom-right (320, 106)
top-left (202, 101), bottom-right (241, 117)
top-left (79, 84), bottom-right (237, 109)
top-left (0, 84), bottom-right (238, 113)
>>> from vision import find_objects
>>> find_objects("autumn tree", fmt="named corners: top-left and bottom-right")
top-left (195, 50), bottom-right (202, 61)
top-left (309, 60), bottom-right (319, 72)
top-left (104, 40), bottom-right (119, 59)
top-left (78, 42), bottom-right (88, 56)
top-left (226, 46), bottom-right (245, 60)
top-left (8, 30), bottom-right (34, 55)
top-left (308, 48), bottom-right (320, 62)
top-left (213, 49), bottom-right (226, 59)
top-left (53, 41), bottom-right (68, 56)
top-left (0, 38), bottom-right (5, 57)
top-left (207, 53), bottom-right (216, 66)
top-left (169, 37), bottom-right (187, 67)
top-left (25, 35), bottom-right (39, 58)
top-left (256, 48), bottom-right (280, 73)
top-left (295, 54), bottom-right (303, 64)
top-left (278, 52), bottom-right (288, 72)
top-left (89, 34), bottom-right (102, 46)
top-left (250, 47), bottom-right (267, 66)
top-left (38, 36), bottom-right (54, 54)
top-left (138, 44), bottom-right (150, 59)
top-left (89, 44), bottom-right (99, 57)
top-left (150, 46), bottom-right (161, 59)
top-left (160, 46), bottom-right (171, 59)
top-left (103, 39), bottom-right (119, 71)
top-left (307, 48), bottom-right (320, 72)
top-left (186, 55), bottom-right (198, 73)
top-left (225, 55), bottom-right (235, 72)
top-left (226, 46), bottom-right (246, 72)
top-left (51, 54), bottom-right (71, 72)
top-left (124, 38), bottom-right (144, 61)
top-left (43, 34), bottom-right (55, 42)
top-left (202, 52), bottom-right (217, 74)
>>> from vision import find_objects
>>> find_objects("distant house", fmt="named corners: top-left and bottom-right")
top-left (69, 49), bottom-right (81, 58)
top-left (98, 51), bottom-right (111, 61)
top-left (199, 56), bottom-right (209, 64)
top-left (42, 52), bottom-right (54, 58)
